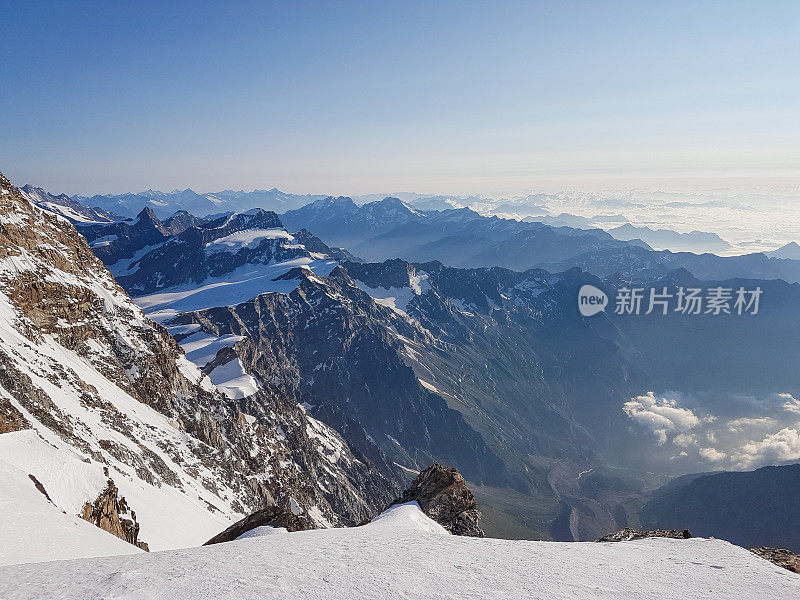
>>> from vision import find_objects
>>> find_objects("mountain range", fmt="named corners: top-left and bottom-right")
top-left (4, 178), bottom-right (800, 554)
top-left (0, 174), bottom-right (396, 555)
top-left (607, 223), bottom-right (732, 253)
top-left (52, 190), bottom-right (800, 543)
top-left (72, 188), bottom-right (329, 219)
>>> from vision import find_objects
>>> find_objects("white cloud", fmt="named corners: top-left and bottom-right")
top-left (623, 391), bottom-right (800, 470)
top-left (699, 447), bottom-right (727, 462)
top-left (673, 433), bottom-right (697, 447)
top-left (622, 392), bottom-right (702, 440)
top-left (780, 393), bottom-right (800, 415)
top-left (727, 417), bottom-right (776, 432)
top-left (732, 427), bottom-right (800, 469)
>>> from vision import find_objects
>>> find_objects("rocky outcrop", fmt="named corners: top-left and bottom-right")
top-left (204, 505), bottom-right (310, 545)
top-left (596, 528), bottom-right (692, 542)
top-left (749, 547), bottom-right (800, 574)
top-left (80, 479), bottom-right (149, 551)
top-left (0, 398), bottom-right (29, 434)
top-left (387, 463), bottom-right (484, 537)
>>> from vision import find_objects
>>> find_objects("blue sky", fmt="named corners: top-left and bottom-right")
top-left (1, 0), bottom-right (798, 195)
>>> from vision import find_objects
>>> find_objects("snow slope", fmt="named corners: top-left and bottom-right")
top-left (0, 455), bottom-right (141, 566)
top-left (0, 430), bottom-right (232, 556)
top-left (1, 502), bottom-right (796, 599)
top-left (207, 357), bottom-right (260, 399)
top-left (204, 228), bottom-right (294, 253)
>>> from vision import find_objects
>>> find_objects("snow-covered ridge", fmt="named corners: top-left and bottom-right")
top-left (18, 184), bottom-right (120, 225)
top-left (1, 502), bottom-right (796, 599)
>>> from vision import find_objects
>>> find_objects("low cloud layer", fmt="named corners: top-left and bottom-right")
top-left (623, 391), bottom-right (800, 470)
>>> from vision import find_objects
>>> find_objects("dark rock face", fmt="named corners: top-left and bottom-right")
top-left (162, 210), bottom-right (205, 235)
top-left (83, 207), bottom-right (170, 265)
top-left (596, 528), bottom-right (692, 542)
top-left (388, 463), bottom-right (484, 537)
top-left (749, 547), bottom-right (800, 574)
top-left (291, 228), bottom-right (363, 263)
top-left (173, 268), bottom-right (507, 489)
top-left (81, 479), bottom-right (149, 551)
top-left (204, 506), bottom-right (309, 545)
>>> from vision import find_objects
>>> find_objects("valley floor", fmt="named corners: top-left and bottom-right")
top-left (2, 505), bottom-right (797, 600)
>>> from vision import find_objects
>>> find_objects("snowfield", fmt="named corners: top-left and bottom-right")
top-left (135, 257), bottom-right (338, 320)
top-left (204, 228), bottom-right (295, 254)
top-left (1, 503), bottom-right (797, 600)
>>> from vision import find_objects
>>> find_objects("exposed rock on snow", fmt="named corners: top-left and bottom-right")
top-left (749, 547), bottom-right (800, 574)
top-left (596, 527), bottom-right (692, 542)
top-left (27, 474), bottom-right (53, 503)
top-left (204, 505), bottom-right (309, 545)
top-left (80, 478), bottom-right (149, 551)
top-left (387, 462), bottom-right (484, 537)
top-left (0, 398), bottom-right (29, 434)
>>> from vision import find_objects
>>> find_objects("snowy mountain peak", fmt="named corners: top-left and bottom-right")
top-left (310, 195), bottom-right (358, 210)
top-left (18, 182), bottom-right (121, 225)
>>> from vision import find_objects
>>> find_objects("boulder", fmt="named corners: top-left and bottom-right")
top-left (386, 463), bottom-right (484, 537)
top-left (204, 506), bottom-right (309, 545)
top-left (80, 478), bottom-right (149, 551)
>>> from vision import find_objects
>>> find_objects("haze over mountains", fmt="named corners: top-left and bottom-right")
top-left (5, 0), bottom-right (799, 594)
top-left (18, 182), bottom-right (800, 258)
